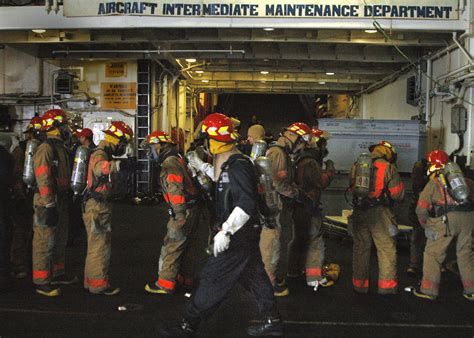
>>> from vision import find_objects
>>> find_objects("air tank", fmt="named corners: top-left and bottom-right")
top-left (71, 145), bottom-right (91, 195)
top-left (23, 139), bottom-right (40, 188)
top-left (443, 162), bottom-right (470, 203)
top-left (353, 153), bottom-right (372, 198)
top-left (255, 156), bottom-right (280, 226)
top-left (250, 140), bottom-right (268, 161)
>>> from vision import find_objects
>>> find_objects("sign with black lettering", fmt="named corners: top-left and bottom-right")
top-left (101, 82), bottom-right (137, 109)
top-left (106, 62), bottom-right (127, 77)
top-left (63, 0), bottom-right (458, 20)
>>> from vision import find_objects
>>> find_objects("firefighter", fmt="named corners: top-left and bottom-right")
top-left (260, 122), bottom-right (311, 296)
top-left (9, 117), bottom-right (42, 279)
top-left (413, 150), bottom-right (474, 301)
top-left (240, 123), bottom-right (265, 156)
top-left (350, 140), bottom-right (405, 295)
top-left (82, 121), bottom-right (133, 296)
top-left (161, 113), bottom-right (282, 337)
top-left (32, 109), bottom-right (76, 297)
top-left (144, 131), bottom-right (200, 294)
top-left (288, 128), bottom-right (336, 288)
top-left (406, 156), bottom-right (430, 277)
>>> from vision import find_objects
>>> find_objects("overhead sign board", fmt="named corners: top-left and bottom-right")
top-left (64, 0), bottom-right (459, 20)
top-left (101, 82), bottom-right (137, 109)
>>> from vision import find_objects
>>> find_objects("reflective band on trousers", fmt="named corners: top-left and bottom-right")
top-left (421, 279), bottom-right (439, 290)
top-left (352, 278), bottom-right (369, 288)
top-left (167, 174), bottom-right (183, 183)
top-left (306, 267), bottom-right (322, 277)
top-left (33, 270), bottom-right (49, 279)
top-left (158, 278), bottom-right (176, 290)
top-left (85, 277), bottom-right (109, 288)
top-left (378, 279), bottom-right (397, 289)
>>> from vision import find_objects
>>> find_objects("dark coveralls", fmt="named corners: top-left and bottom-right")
top-left (184, 154), bottom-right (277, 324)
top-left (0, 145), bottom-right (14, 280)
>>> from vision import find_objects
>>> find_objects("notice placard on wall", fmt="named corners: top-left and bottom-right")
top-left (101, 82), bottom-right (137, 109)
top-left (64, 0), bottom-right (459, 20)
top-left (106, 62), bottom-right (127, 77)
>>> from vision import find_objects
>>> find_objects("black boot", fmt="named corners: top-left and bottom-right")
top-left (247, 316), bottom-right (283, 337)
top-left (159, 319), bottom-right (197, 338)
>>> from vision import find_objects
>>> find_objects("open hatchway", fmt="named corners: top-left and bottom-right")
top-left (0, 1), bottom-right (473, 194)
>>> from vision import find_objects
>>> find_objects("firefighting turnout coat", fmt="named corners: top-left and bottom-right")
top-left (160, 153), bottom-right (198, 220)
top-left (85, 140), bottom-right (120, 202)
top-left (33, 135), bottom-right (70, 206)
top-left (266, 136), bottom-right (298, 199)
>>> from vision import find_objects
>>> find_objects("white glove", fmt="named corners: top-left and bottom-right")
top-left (212, 206), bottom-right (251, 256)
top-left (213, 231), bottom-right (231, 257)
top-left (187, 151), bottom-right (215, 181)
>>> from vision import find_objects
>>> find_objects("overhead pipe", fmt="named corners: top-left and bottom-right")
top-left (452, 32), bottom-right (473, 64)
top-left (52, 48), bottom-right (245, 56)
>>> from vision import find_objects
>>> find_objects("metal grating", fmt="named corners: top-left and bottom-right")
top-left (136, 59), bottom-right (152, 194)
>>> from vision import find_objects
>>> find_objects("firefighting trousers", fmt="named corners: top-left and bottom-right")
top-left (184, 227), bottom-right (277, 324)
top-left (10, 196), bottom-right (33, 271)
top-left (420, 211), bottom-right (474, 297)
top-left (157, 206), bottom-right (200, 290)
top-left (289, 204), bottom-right (325, 283)
top-left (32, 193), bottom-right (69, 285)
top-left (259, 204), bottom-right (293, 284)
top-left (351, 205), bottom-right (398, 294)
top-left (82, 199), bottom-right (113, 293)
top-left (408, 205), bottom-right (426, 270)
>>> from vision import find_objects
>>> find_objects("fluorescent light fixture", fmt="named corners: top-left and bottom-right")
top-left (326, 72), bottom-right (335, 76)
top-left (185, 58), bottom-right (197, 63)
top-left (364, 29), bottom-right (377, 34)
top-left (263, 28), bottom-right (275, 31)
top-left (263, 58), bottom-right (270, 62)
top-left (318, 81), bottom-right (326, 85)
top-left (195, 70), bottom-right (204, 74)
top-left (32, 29), bottom-right (46, 34)
top-left (201, 80), bottom-right (209, 83)
top-left (260, 71), bottom-right (269, 75)
top-left (107, 116), bottom-right (113, 120)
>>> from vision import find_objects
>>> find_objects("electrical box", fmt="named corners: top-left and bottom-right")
top-left (54, 72), bottom-right (74, 94)
top-left (451, 104), bottom-right (467, 133)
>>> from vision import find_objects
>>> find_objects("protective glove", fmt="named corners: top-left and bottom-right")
top-left (186, 151), bottom-right (215, 181)
top-left (212, 206), bottom-right (250, 256)
top-left (325, 159), bottom-right (335, 170)
top-left (45, 205), bottom-right (59, 227)
top-left (186, 151), bottom-right (205, 171)
top-left (213, 231), bottom-right (231, 257)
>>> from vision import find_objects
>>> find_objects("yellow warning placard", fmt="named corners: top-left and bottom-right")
top-left (106, 62), bottom-right (127, 77)
top-left (101, 82), bottom-right (137, 109)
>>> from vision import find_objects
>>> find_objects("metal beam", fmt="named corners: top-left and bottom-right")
top-left (0, 7), bottom-right (468, 31)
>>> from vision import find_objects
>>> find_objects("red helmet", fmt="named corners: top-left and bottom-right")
top-left (286, 122), bottom-right (312, 142)
top-left (369, 140), bottom-right (396, 154)
top-left (201, 113), bottom-right (239, 143)
top-left (25, 116), bottom-right (43, 133)
top-left (74, 128), bottom-right (93, 138)
top-left (103, 121), bottom-right (133, 142)
top-left (426, 150), bottom-right (449, 175)
top-left (41, 109), bottom-right (67, 131)
top-left (146, 131), bottom-right (174, 145)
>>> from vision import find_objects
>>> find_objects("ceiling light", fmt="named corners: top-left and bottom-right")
top-left (263, 28), bottom-right (275, 31)
top-left (201, 80), bottom-right (209, 83)
top-left (195, 70), bottom-right (204, 74)
top-left (318, 81), bottom-right (326, 85)
top-left (185, 58), bottom-right (197, 63)
top-left (260, 71), bottom-right (269, 75)
top-left (263, 59), bottom-right (269, 62)
top-left (326, 72), bottom-right (335, 76)
top-left (32, 29), bottom-right (46, 34)
top-left (364, 29), bottom-right (377, 34)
